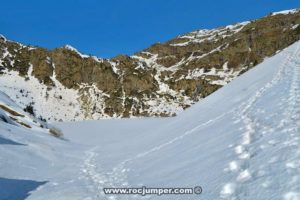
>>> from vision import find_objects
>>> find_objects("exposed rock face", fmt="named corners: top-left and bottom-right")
top-left (0, 10), bottom-right (300, 121)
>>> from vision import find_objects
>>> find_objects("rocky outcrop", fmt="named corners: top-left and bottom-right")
top-left (0, 9), bottom-right (300, 121)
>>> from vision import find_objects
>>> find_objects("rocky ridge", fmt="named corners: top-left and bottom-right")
top-left (0, 9), bottom-right (300, 121)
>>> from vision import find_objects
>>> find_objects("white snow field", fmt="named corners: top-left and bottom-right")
top-left (1, 40), bottom-right (300, 200)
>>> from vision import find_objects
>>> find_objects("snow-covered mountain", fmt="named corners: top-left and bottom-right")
top-left (1, 36), bottom-right (300, 199)
top-left (0, 9), bottom-right (300, 121)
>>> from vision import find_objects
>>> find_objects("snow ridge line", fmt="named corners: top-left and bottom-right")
top-left (134, 112), bottom-right (231, 159)
top-left (220, 43), bottom-right (300, 199)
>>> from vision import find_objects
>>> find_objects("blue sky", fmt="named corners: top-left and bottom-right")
top-left (1, 0), bottom-right (300, 58)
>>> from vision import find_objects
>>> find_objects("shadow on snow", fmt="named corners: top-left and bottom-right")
top-left (0, 136), bottom-right (25, 146)
top-left (0, 177), bottom-right (47, 200)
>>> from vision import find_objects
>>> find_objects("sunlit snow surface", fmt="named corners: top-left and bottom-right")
top-left (271, 8), bottom-right (299, 16)
top-left (1, 41), bottom-right (300, 199)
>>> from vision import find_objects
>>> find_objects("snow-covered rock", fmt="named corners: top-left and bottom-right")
top-left (1, 38), bottom-right (300, 200)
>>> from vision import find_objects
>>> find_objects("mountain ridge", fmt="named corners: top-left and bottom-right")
top-left (1, 28), bottom-right (300, 200)
top-left (0, 8), bottom-right (300, 121)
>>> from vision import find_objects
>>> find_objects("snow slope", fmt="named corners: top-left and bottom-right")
top-left (0, 96), bottom-right (89, 199)
top-left (1, 40), bottom-right (300, 199)
top-left (0, 65), bottom-right (87, 122)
